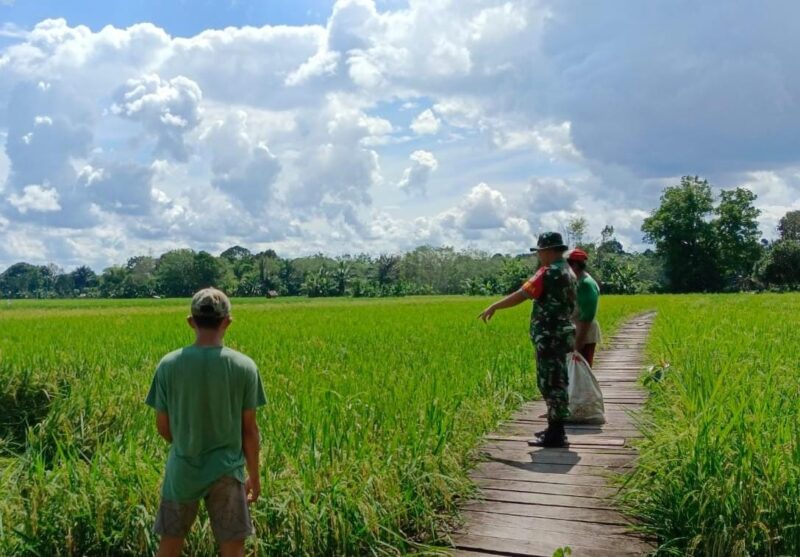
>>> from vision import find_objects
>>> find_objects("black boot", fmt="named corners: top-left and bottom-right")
top-left (528, 422), bottom-right (567, 447)
top-left (531, 418), bottom-right (556, 440)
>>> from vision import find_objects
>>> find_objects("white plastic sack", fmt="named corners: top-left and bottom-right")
top-left (565, 352), bottom-right (605, 424)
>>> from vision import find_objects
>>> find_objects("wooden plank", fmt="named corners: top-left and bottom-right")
top-left (476, 488), bottom-right (615, 510)
top-left (505, 432), bottom-right (642, 444)
top-left (513, 411), bottom-right (640, 420)
top-left (473, 459), bottom-right (630, 476)
top-left (458, 520), bottom-right (652, 553)
top-left (496, 431), bottom-right (639, 444)
top-left (511, 414), bottom-right (641, 424)
top-left (459, 510), bottom-right (633, 537)
top-left (478, 446), bottom-right (636, 467)
top-left (483, 438), bottom-right (634, 450)
top-left (485, 438), bottom-right (631, 452)
top-left (461, 500), bottom-right (631, 525)
top-left (456, 533), bottom-right (647, 557)
top-left (515, 414), bottom-right (640, 423)
top-left (600, 390), bottom-right (647, 395)
top-left (471, 466), bottom-right (612, 486)
top-left (504, 422), bottom-right (642, 436)
top-left (473, 478), bottom-right (619, 499)
top-left (563, 437), bottom-right (629, 447)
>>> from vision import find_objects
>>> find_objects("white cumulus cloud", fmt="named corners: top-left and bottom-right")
top-left (398, 150), bottom-right (438, 196)
top-left (111, 74), bottom-right (203, 162)
top-left (410, 109), bottom-right (441, 135)
top-left (453, 182), bottom-right (509, 230)
top-left (7, 184), bottom-right (61, 214)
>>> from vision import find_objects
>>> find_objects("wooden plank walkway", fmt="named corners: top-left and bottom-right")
top-left (451, 313), bottom-right (656, 557)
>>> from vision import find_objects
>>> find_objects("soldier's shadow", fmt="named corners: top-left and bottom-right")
top-left (486, 447), bottom-right (581, 474)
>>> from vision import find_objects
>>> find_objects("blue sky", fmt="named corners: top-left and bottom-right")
top-left (0, 0), bottom-right (410, 35)
top-left (0, 1), bottom-right (336, 35)
top-left (1, 0), bottom-right (799, 270)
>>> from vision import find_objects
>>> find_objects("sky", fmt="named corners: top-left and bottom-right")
top-left (1, 0), bottom-right (799, 271)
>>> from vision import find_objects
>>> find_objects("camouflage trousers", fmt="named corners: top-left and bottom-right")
top-left (533, 333), bottom-right (574, 423)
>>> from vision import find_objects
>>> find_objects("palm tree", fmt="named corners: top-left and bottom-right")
top-left (333, 261), bottom-right (352, 296)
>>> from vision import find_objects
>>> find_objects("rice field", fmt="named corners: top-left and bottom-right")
top-left (1, 293), bottom-right (798, 556)
top-left (0, 295), bottom-right (654, 556)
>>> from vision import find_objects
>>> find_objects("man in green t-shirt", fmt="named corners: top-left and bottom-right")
top-left (146, 288), bottom-right (267, 557)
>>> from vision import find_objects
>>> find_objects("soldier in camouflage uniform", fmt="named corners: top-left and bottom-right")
top-left (479, 232), bottom-right (577, 447)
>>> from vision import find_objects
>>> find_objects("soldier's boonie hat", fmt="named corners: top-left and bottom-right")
top-left (191, 287), bottom-right (231, 319)
top-left (567, 248), bottom-right (589, 261)
top-left (530, 232), bottom-right (568, 252)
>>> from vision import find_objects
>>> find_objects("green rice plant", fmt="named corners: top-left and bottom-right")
top-left (619, 293), bottom-right (800, 557)
top-left (0, 295), bottom-right (654, 556)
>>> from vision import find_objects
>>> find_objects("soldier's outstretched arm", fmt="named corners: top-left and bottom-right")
top-left (478, 289), bottom-right (528, 322)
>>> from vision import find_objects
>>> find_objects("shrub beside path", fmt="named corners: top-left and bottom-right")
top-left (451, 313), bottom-right (657, 557)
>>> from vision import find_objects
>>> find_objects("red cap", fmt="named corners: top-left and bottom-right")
top-left (567, 248), bottom-right (588, 262)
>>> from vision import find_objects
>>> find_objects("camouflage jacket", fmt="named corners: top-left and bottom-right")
top-left (521, 258), bottom-right (577, 342)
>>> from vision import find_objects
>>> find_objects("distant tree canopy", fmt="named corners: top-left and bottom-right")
top-left (753, 240), bottom-right (800, 289)
top-left (778, 210), bottom-right (800, 242)
top-left (2, 175), bottom-right (798, 299)
top-left (642, 176), bottom-right (720, 292)
top-left (642, 176), bottom-right (766, 292)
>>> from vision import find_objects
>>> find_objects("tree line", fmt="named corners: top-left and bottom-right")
top-left (1, 176), bottom-right (798, 299)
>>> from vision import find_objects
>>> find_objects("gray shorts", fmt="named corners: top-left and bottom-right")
top-left (154, 476), bottom-right (254, 543)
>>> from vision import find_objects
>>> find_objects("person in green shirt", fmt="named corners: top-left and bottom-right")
top-left (146, 288), bottom-right (267, 557)
top-left (566, 248), bottom-right (601, 366)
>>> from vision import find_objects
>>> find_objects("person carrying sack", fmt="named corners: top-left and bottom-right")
top-left (479, 232), bottom-right (577, 448)
top-left (565, 248), bottom-right (601, 366)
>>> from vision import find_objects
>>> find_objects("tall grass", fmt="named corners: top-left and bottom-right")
top-left (0, 295), bottom-right (653, 556)
top-left (620, 293), bottom-right (800, 556)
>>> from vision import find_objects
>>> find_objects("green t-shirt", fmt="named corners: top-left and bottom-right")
top-left (576, 273), bottom-right (600, 322)
top-left (145, 345), bottom-right (267, 502)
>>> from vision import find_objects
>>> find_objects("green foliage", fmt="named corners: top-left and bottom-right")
top-left (0, 262), bottom-right (56, 298)
top-left (374, 254), bottom-right (400, 287)
top-left (398, 246), bottom-right (505, 295)
top-left (753, 240), bottom-right (800, 289)
top-left (98, 265), bottom-right (129, 298)
top-left (193, 250), bottom-right (226, 289)
top-left (152, 249), bottom-right (227, 297)
top-left (155, 249), bottom-right (197, 297)
top-left (714, 188), bottom-right (762, 289)
top-left (642, 176), bottom-right (721, 292)
top-left (220, 245), bottom-right (253, 261)
top-left (565, 216), bottom-right (588, 247)
top-left (498, 257), bottom-right (533, 294)
top-left (642, 176), bottom-right (772, 293)
top-left (778, 210), bottom-right (800, 241)
top-left (70, 265), bottom-right (97, 291)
